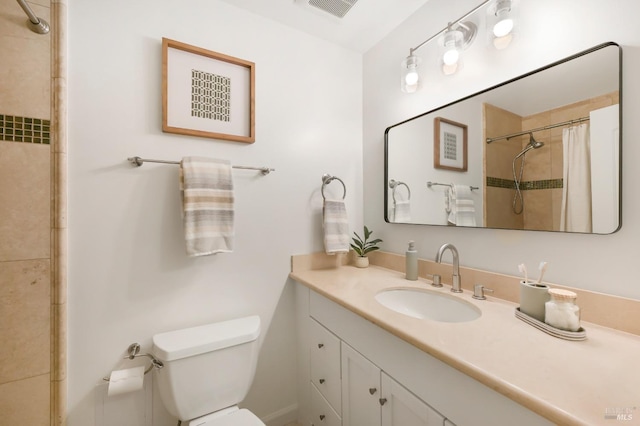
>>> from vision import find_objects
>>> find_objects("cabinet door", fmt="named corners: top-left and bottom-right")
top-left (310, 318), bottom-right (342, 413)
top-left (381, 373), bottom-right (445, 426)
top-left (341, 342), bottom-right (382, 426)
top-left (310, 382), bottom-right (341, 426)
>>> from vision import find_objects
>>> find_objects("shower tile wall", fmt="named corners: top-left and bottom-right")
top-left (0, 0), bottom-right (52, 424)
top-left (484, 92), bottom-right (619, 231)
top-left (484, 103), bottom-right (523, 229)
top-left (522, 91), bottom-right (619, 231)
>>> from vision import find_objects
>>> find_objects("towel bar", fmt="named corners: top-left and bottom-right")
top-left (127, 156), bottom-right (275, 175)
top-left (427, 181), bottom-right (478, 191)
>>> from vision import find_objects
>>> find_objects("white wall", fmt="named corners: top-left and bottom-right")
top-left (364, 0), bottom-right (640, 300)
top-left (68, 1), bottom-right (362, 425)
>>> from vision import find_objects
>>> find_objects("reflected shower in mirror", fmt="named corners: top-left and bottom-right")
top-left (385, 42), bottom-right (621, 234)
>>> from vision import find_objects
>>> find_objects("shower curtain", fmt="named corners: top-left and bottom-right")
top-left (560, 123), bottom-right (592, 232)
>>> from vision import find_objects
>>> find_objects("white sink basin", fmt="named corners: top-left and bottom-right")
top-left (375, 288), bottom-right (481, 323)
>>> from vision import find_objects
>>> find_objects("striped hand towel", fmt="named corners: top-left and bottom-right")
top-left (180, 157), bottom-right (234, 256)
top-left (323, 199), bottom-right (350, 254)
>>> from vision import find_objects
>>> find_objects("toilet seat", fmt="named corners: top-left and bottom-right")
top-left (188, 408), bottom-right (265, 426)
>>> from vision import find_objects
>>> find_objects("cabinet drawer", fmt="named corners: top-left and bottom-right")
top-left (311, 382), bottom-right (341, 426)
top-left (310, 317), bottom-right (341, 413)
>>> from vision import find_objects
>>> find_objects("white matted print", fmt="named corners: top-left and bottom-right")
top-left (434, 117), bottom-right (467, 172)
top-left (162, 38), bottom-right (255, 143)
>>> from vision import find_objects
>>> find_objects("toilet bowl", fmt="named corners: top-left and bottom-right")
top-left (151, 316), bottom-right (265, 426)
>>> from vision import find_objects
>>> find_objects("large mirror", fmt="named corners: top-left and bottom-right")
top-left (385, 42), bottom-right (621, 234)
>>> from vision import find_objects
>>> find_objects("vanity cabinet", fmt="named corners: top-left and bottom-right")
top-left (294, 283), bottom-right (551, 426)
top-left (310, 382), bottom-right (341, 426)
top-left (301, 300), bottom-right (453, 426)
top-left (342, 342), bottom-right (447, 426)
top-left (309, 317), bottom-right (342, 426)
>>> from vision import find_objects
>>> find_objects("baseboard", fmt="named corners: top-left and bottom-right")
top-left (261, 403), bottom-right (299, 426)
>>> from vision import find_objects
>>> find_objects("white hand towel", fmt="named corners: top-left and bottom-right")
top-left (393, 200), bottom-right (411, 222)
top-left (323, 199), bottom-right (350, 254)
top-left (446, 184), bottom-right (476, 226)
top-left (180, 157), bottom-right (234, 256)
top-left (391, 187), bottom-right (411, 222)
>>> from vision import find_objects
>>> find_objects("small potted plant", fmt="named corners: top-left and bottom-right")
top-left (351, 226), bottom-right (383, 268)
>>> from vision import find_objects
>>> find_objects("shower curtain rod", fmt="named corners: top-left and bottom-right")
top-left (15, 0), bottom-right (49, 34)
top-left (486, 116), bottom-right (590, 144)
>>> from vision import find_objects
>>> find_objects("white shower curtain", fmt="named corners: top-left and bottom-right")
top-left (560, 123), bottom-right (592, 232)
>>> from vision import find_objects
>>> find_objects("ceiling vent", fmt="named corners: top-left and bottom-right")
top-left (302, 0), bottom-right (359, 19)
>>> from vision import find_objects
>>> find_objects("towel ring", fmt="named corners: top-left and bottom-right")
top-left (388, 179), bottom-right (411, 203)
top-left (321, 174), bottom-right (346, 200)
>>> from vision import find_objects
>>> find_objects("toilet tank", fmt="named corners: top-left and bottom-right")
top-left (151, 316), bottom-right (261, 421)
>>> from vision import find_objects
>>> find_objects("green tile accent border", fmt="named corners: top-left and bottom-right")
top-left (487, 177), bottom-right (563, 190)
top-left (0, 114), bottom-right (50, 145)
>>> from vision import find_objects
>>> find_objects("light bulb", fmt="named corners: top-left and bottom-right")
top-left (401, 54), bottom-right (421, 93)
top-left (405, 68), bottom-right (419, 85)
top-left (493, 17), bottom-right (513, 37)
top-left (442, 48), bottom-right (460, 66)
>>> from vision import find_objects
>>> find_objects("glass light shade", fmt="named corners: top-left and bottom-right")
top-left (401, 54), bottom-right (421, 93)
top-left (440, 29), bottom-right (464, 75)
top-left (493, 9), bottom-right (514, 37)
top-left (487, 0), bottom-right (516, 49)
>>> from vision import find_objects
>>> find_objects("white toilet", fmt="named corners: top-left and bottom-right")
top-left (151, 315), bottom-right (265, 426)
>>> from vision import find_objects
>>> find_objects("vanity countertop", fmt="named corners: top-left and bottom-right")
top-left (290, 263), bottom-right (640, 426)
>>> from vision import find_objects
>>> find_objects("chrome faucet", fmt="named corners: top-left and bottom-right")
top-left (435, 243), bottom-right (462, 293)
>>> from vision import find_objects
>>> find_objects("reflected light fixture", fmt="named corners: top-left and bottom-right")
top-left (400, 0), bottom-right (516, 92)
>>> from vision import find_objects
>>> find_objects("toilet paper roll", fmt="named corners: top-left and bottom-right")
top-left (107, 366), bottom-right (145, 396)
top-left (519, 280), bottom-right (550, 322)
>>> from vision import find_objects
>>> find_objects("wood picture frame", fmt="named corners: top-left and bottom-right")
top-left (162, 38), bottom-right (255, 143)
top-left (434, 117), bottom-right (467, 171)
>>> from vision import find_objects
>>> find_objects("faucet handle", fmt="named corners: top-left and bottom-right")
top-left (473, 284), bottom-right (494, 300)
top-left (426, 273), bottom-right (443, 288)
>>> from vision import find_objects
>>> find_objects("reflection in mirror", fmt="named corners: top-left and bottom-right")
top-left (385, 42), bottom-right (621, 234)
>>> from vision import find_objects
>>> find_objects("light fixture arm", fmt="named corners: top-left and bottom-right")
top-left (409, 0), bottom-right (491, 54)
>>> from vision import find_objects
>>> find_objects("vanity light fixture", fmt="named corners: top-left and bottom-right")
top-left (400, 0), bottom-right (516, 92)
top-left (439, 21), bottom-right (477, 75)
top-left (401, 53), bottom-right (422, 93)
top-left (487, 0), bottom-right (517, 49)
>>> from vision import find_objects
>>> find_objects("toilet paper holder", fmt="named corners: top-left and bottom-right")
top-left (103, 343), bottom-right (164, 382)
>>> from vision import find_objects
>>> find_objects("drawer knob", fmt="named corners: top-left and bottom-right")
top-left (319, 378), bottom-right (325, 384)
top-left (319, 414), bottom-right (326, 421)
top-left (379, 398), bottom-right (388, 406)
top-left (369, 387), bottom-right (377, 395)
top-left (318, 343), bottom-right (324, 349)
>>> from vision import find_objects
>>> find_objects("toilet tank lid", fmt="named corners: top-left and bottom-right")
top-left (152, 315), bottom-right (261, 361)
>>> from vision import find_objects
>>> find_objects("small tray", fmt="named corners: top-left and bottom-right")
top-left (515, 307), bottom-right (587, 341)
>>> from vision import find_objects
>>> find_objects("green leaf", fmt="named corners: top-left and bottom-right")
top-left (364, 226), bottom-right (372, 240)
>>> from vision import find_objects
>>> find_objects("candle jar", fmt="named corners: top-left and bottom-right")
top-left (544, 289), bottom-right (581, 331)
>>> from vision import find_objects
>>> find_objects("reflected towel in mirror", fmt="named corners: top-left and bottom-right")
top-left (446, 185), bottom-right (476, 227)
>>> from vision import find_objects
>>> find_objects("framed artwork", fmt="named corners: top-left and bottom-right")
top-left (434, 117), bottom-right (467, 171)
top-left (162, 38), bottom-right (255, 143)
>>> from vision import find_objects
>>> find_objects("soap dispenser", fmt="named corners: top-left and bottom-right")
top-left (405, 241), bottom-right (418, 281)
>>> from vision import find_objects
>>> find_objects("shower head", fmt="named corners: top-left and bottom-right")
top-left (514, 134), bottom-right (545, 160)
top-left (528, 133), bottom-right (544, 149)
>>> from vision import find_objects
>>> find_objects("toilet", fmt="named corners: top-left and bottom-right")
top-left (151, 315), bottom-right (265, 426)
